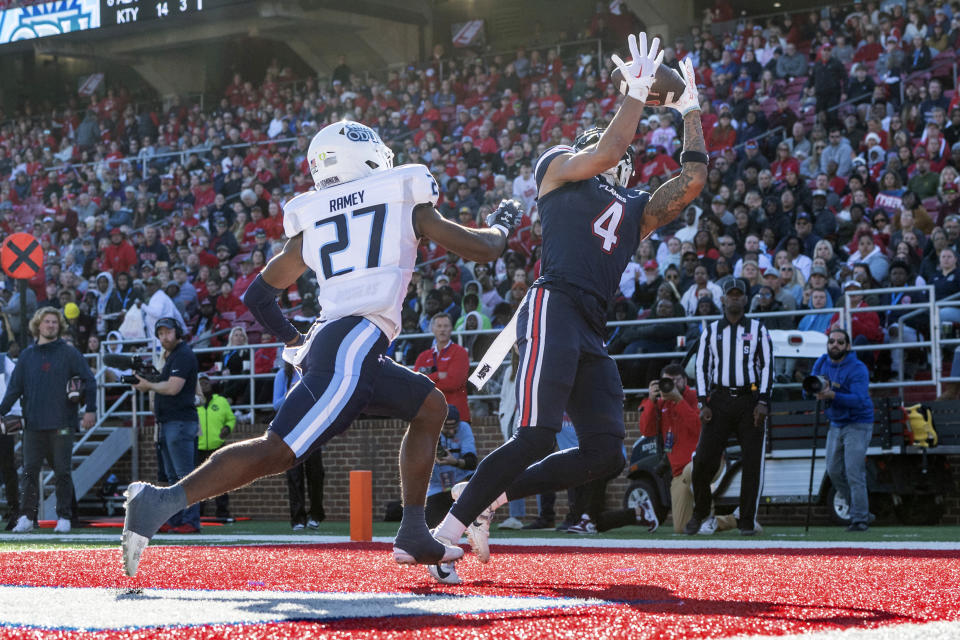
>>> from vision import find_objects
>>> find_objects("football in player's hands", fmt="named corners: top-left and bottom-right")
top-left (486, 199), bottom-right (524, 236)
top-left (611, 63), bottom-right (687, 107)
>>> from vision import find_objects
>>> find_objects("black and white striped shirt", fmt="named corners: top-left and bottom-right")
top-left (695, 316), bottom-right (773, 402)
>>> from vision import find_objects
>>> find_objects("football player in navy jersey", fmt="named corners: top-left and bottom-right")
top-left (430, 33), bottom-right (708, 583)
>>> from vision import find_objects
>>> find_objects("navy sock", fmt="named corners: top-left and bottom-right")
top-left (394, 505), bottom-right (445, 563)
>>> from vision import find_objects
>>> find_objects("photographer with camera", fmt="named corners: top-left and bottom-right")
top-left (805, 328), bottom-right (874, 532)
top-left (0, 308), bottom-right (96, 534)
top-left (425, 405), bottom-right (477, 527)
top-left (413, 313), bottom-right (471, 423)
top-left (130, 317), bottom-right (201, 533)
top-left (639, 364), bottom-right (736, 533)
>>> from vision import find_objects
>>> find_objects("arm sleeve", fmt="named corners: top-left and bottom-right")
top-left (458, 424), bottom-right (477, 457)
top-left (272, 369), bottom-right (288, 411)
top-left (669, 399), bottom-right (701, 440)
top-left (637, 397), bottom-right (659, 437)
top-left (830, 364), bottom-right (871, 411)
top-left (242, 274), bottom-right (300, 345)
top-left (756, 324), bottom-right (774, 401)
top-left (0, 358), bottom-right (23, 417)
top-left (695, 328), bottom-right (710, 400)
top-left (407, 165), bottom-right (441, 206)
top-left (222, 397), bottom-right (237, 431)
top-left (434, 346), bottom-right (470, 393)
top-left (76, 348), bottom-right (98, 413)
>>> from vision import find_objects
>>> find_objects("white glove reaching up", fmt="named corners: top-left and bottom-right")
top-left (664, 57), bottom-right (701, 116)
top-left (611, 32), bottom-right (663, 104)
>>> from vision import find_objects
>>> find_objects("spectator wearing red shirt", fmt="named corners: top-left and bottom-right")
top-left (215, 280), bottom-right (245, 317)
top-left (263, 202), bottom-right (284, 239)
top-left (243, 207), bottom-right (269, 245)
top-left (631, 144), bottom-right (680, 187)
top-left (413, 312), bottom-right (471, 422)
top-left (707, 113), bottom-right (737, 155)
top-left (99, 228), bottom-right (138, 276)
top-left (233, 258), bottom-right (258, 300)
top-left (770, 142), bottom-right (800, 183)
top-left (827, 280), bottom-right (884, 368)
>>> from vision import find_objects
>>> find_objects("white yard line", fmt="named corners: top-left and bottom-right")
top-left (3, 533), bottom-right (960, 552)
top-left (728, 620), bottom-right (960, 640)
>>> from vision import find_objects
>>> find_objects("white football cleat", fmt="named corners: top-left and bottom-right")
top-left (122, 530), bottom-right (149, 577)
top-left (698, 515), bottom-right (718, 535)
top-left (634, 496), bottom-right (660, 533)
top-left (451, 482), bottom-right (492, 563)
top-left (11, 516), bottom-right (34, 533)
top-left (428, 561), bottom-right (462, 585)
top-left (53, 518), bottom-right (71, 533)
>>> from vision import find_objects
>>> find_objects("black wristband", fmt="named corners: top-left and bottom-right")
top-left (680, 150), bottom-right (710, 165)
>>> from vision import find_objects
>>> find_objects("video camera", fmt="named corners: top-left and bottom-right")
top-left (103, 353), bottom-right (163, 386)
top-left (802, 375), bottom-right (830, 394)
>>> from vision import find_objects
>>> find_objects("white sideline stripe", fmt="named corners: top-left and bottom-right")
top-left (727, 620), bottom-right (960, 640)
top-left (0, 585), bottom-right (605, 630)
top-left (4, 533), bottom-right (960, 552)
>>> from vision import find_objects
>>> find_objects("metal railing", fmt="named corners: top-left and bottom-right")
top-left (88, 283), bottom-right (954, 416)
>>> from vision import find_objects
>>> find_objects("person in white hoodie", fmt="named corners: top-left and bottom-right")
top-left (139, 277), bottom-right (186, 339)
top-left (94, 272), bottom-right (124, 336)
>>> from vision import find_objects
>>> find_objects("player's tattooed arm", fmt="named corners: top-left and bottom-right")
top-left (414, 204), bottom-right (507, 262)
top-left (640, 111), bottom-right (707, 239)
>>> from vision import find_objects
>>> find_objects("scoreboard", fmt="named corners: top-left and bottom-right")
top-left (0, 0), bottom-right (239, 45)
top-left (101, 0), bottom-right (232, 26)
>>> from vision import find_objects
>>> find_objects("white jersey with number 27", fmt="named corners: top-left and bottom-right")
top-left (282, 164), bottom-right (439, 341)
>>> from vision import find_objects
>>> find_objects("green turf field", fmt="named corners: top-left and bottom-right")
top-left (2, 521), bottom-right (959, 551)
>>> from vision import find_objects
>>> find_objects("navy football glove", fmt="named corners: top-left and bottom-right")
top-left (486, 199), bottom-right (524, 237)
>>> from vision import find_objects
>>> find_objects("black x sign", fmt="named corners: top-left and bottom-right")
top-left (8, 238), bottom-right (39, 274)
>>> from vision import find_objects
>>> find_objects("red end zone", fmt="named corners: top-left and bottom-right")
top-left (1, 543), bottom-right (958, 639)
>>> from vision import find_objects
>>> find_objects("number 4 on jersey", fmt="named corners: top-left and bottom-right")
top-left (592, 200), bottom-right (624, 253)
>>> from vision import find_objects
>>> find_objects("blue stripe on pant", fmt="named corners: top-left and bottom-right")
top-left (270, 317), bottom-right (387, 460)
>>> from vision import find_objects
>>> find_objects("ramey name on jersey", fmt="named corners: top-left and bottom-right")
top-left (283, 164), bottom-right (439, 340)
top-left (533, 145), bottom-right (651, 301)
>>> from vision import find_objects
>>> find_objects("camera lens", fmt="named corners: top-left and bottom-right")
top-left (659, 377), bottom-right (675, 394)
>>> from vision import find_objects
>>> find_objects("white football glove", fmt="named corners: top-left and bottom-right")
top-left (611, 32), bottom-right (663, 104)
top-left (664, 57), bottom-right (701, 116)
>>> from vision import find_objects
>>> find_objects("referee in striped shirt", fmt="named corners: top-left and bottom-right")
top-left (686, 278), bottom-right (773, 536)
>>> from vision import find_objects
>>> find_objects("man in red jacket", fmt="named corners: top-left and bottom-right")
top-left (638, 364), bottom-right (737, 533)
top-left (827, 280), bottom-right (884, 369)
top-left (413, 313), bottom-right (470, 423)
top-left (100, 228), bottom-right (137, 276)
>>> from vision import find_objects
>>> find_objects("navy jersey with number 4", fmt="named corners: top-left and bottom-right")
top-left (533, 145), bottom-right (651, 301)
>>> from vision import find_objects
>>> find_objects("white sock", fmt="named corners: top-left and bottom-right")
top-left (434, 513), bottom-right (467, 543)
top-left (490, 492), bottom-right (508, 511)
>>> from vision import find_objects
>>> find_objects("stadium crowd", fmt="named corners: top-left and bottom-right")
top-left (0, 0), bottom-right (958, 404)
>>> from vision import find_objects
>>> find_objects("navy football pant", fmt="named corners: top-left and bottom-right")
top-left (270, 317), bottom-right (433, 461)
top-left (450, 286), bottom-right (626, 526)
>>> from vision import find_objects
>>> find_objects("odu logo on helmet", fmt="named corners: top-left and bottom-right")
top-left (340, 123), bottom-right (381, 144)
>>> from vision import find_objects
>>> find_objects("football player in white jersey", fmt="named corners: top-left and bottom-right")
top-left (122, 120), bottom-right (523, 577)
